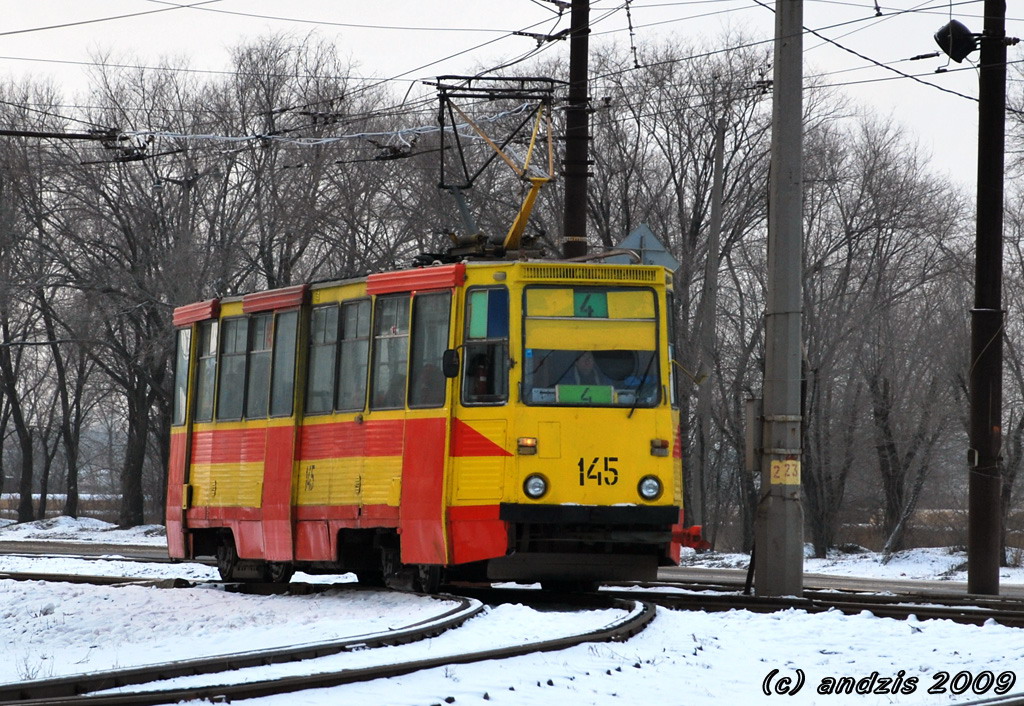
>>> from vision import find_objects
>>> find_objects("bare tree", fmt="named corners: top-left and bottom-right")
top-left (800, 115), bottom-right (968, 555)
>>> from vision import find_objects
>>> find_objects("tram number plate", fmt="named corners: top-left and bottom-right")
top-left (578, 457), bottom-right (619, 486)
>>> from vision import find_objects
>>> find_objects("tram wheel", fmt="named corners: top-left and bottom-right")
top-left (266, 562), bottom-right (294, 584)
top-left (215, 537), bottom-right (240, 581)
top-left (414, 564), bottom-right (443, 594)
top-left (380, 547), bottom-right (415, 591)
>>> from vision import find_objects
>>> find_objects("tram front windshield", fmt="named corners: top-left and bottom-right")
top-left (522, 286), bottom-right (660, 408)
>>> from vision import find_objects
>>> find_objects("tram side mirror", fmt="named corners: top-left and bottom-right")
top-left (442, 349), bottom-right (460, 378)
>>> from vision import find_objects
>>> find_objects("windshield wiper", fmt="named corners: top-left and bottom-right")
top-left (627, 352), bottom-right (657, 418)
top-left (552, 350), bottom-right (586, 385)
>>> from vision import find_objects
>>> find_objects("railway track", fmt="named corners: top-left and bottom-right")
top-left (614, 577), bottom-right (1024, 628)
top-left (8, 561), bottom-right (1024, 627)
top-left (0, 590), bottom-right (482, 704)
top-left (0, 542), bottom-right (168, 562)
top-left (5, 563), bottom-right (1024, 705)
top-left (0, 594), bottom-right (653, 706)
top-left (0, 571), bottom-right (192, 587)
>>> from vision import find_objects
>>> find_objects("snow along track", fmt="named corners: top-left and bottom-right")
top-left (603, 586), bottom-right (1024, 628)
top-left (0, 592), bottom-right (482, 704)
top-left (0, 597), bottom-right (654, 706)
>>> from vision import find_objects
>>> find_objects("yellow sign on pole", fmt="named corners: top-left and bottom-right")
top-left (770, 459), bottom-right (801, 485)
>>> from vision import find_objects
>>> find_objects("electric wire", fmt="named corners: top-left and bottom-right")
top-left (0, 0), bottom-right (1018, 154)
top-left (143, 0), bottom-right (512, 34)
top-left (0, 0), bottom-right (224, 38)
top-left (750, 0), bottom-right (994, 111)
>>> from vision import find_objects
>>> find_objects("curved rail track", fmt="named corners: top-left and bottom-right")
top-left (6, 555), bottom-right (1024, 705)
top-left (958, 693), bottom-right (1024, 706)
top-left (0, 591), bottom-right (483, 704)
top-left (0, 595), bottom-right (653, 706)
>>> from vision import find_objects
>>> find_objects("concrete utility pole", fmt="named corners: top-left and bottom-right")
top-left (562, 0), bottom-right (590, 259)
top-left (754, 0), bottom-right (804, 597)
top-left (968, 0), bottom-right (1008, 596)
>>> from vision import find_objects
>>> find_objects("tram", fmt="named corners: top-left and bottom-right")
top-left (165, 258), bottom-right (701, 590)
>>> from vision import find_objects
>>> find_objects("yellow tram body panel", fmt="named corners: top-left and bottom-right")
top-left (450, 261), bottom-right (681, 513)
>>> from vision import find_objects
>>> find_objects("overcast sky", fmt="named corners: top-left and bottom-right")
top-left (0, 1), bottom-right (1020, 188)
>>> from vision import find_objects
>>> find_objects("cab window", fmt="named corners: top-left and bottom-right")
top-left (461, 287), bottom-right (509, 405)
top-left (522, 286), bottom-right (660, 407)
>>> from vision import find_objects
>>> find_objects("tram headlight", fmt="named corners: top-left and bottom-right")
top-left (524, 474), bottom-right (548, 500)
top-left (638, 475), bottom-right (662, 501)
top-left (517, 437), bottom-right (538, 455)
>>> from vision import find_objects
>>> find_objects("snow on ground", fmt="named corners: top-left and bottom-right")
top-left (681, 545), bottom-right (1024, 584)
top-left (0, 516), bottom-right (166, 545)
top-left (3, 517), bottom-right (1024, 705)
top-left (0, 581), bottom-right (462, 684)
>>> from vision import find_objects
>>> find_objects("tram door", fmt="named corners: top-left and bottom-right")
top-left (397, 291), bottom-right (456, 564)
top-left (447, 286), bottom-right (513, 565)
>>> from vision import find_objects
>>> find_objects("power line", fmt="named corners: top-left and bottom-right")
top-left (0, 97), bottom-right (113, 131)
top-left (0, 0), bottom-right (224, 38)
top-left (0, 0), bottom-right (1012, 151)
top-left (751, 0), bottom-right (985, 107)
top-left (0, 52), bottom-right (410, 84)
top-left (260, 1), bottom-right (629, 119)
top-left (118, 101), bottom-right (538, 148)
top-left (144, 0), bottom-right (513, 34)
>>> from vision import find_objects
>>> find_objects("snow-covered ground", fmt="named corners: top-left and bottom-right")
top-left (682, 544), bottom-right (1024, 585)
top-left (0, 515), bottom-right (167, 546)
top-left (2, 517), bottom-right (1024, 705)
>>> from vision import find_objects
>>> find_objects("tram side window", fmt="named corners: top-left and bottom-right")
top-left (270, 311), bottom-right (298, 417)
top-left (172, 328), bottom-right (192, 426)
top-left (462, 287), bottom-right (509, 405)
top-left (408, 292), bottom-right (451, 408)
top-left (245, 313), bottom-right (273, 418)
top-left (370, 295), bottom-right (410, 410)
top-left (306, 306), bottom-right (339, 414)
top-left (337, 300), bottom-right (370, 411)
top-left (217, 317), bottom-right (248, 420)
top-left (194, 320), bottom-right (218, 422)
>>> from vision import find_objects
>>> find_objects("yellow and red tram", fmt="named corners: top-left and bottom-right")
top-left (166, 259), bottom-right (700, 590)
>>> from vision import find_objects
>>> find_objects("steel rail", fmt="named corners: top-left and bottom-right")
top-left (602, 588), bottom-right (1024, 628)
top-left (0, 542), bottom-right (170, 561)
top-left (0, 551), bottom-right (210, 567)
top-left (0, 572), bottom-right (192, 587)
top-left (956, 691), bottom-right (1024, 706)
top-left (1, 597), bottom-right (653, 706)
top-left (620, 575), bottom-right (1024, 617)
top-left (0, 593), bottom-right (482, 704)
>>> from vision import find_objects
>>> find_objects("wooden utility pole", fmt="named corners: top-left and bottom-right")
top-left (562, 0), bottom-right (590, 258)
top-left (754, 0), bottom-right (804, 597)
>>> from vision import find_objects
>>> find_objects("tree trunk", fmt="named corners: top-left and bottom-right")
top-left (36, 288), bottom-right (85, 518)
top-left (119, 382), bottom-right (149, 527)
top-left (14, 425), bottom-right (33, 523)
top-left (0, 326), bottom-right (35, 523)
